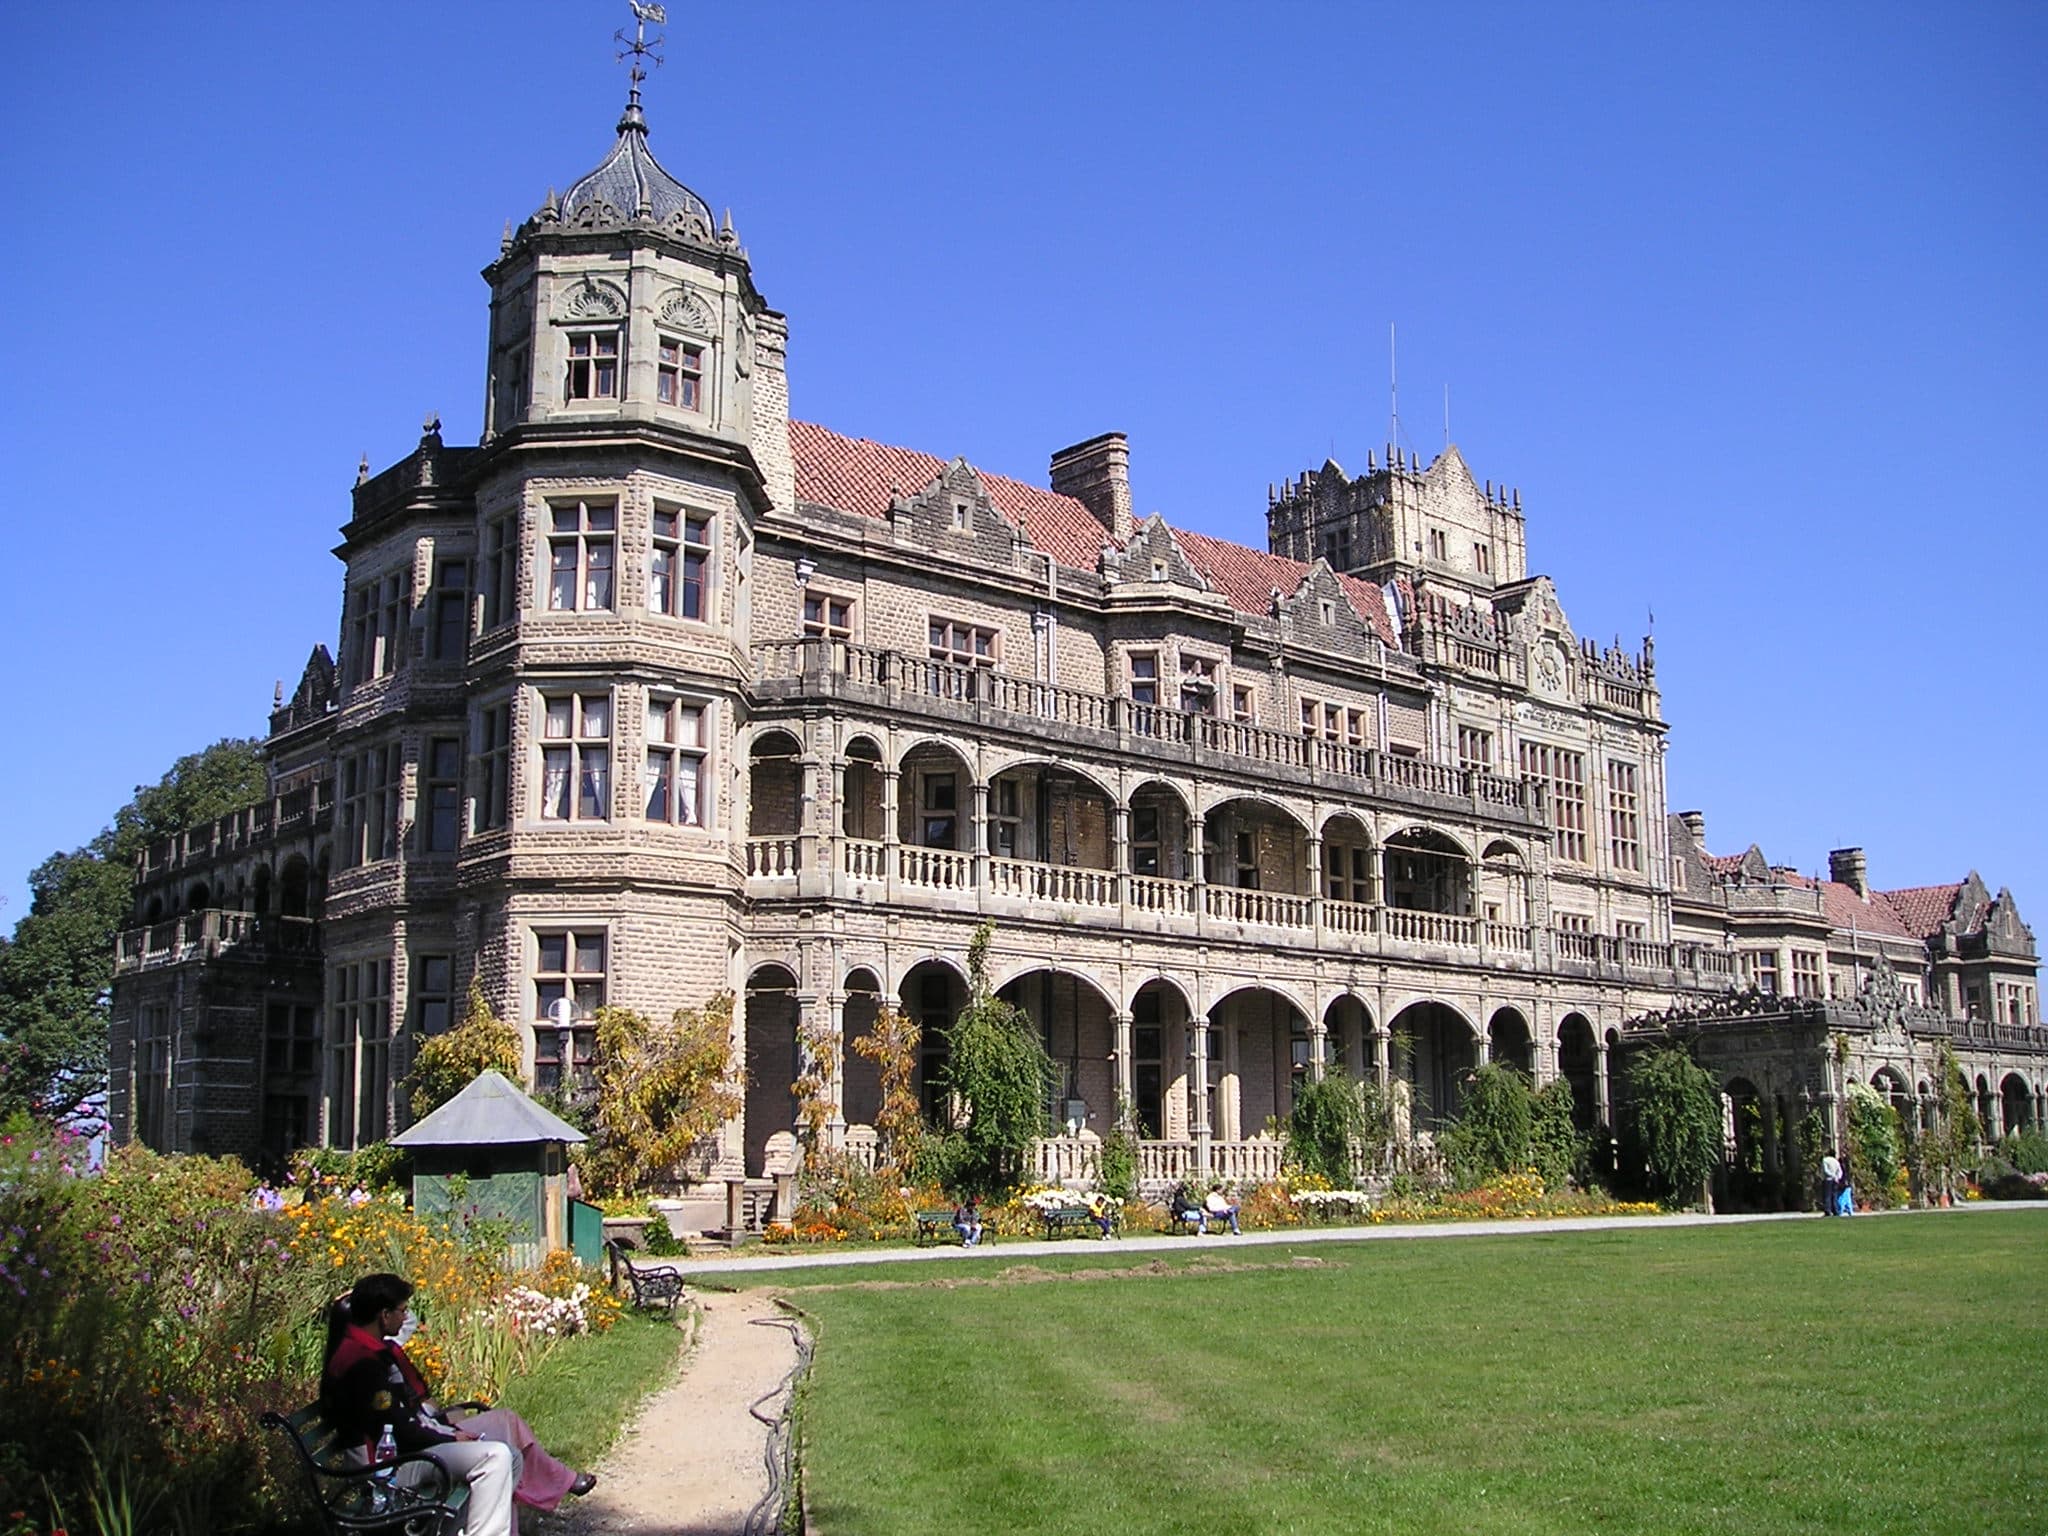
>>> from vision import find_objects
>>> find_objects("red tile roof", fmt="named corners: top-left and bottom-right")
top-left (787, 419), bottom-right (1396, 639)
top-left (1817, 881), bottom-right (1920, 940)
top-left (1703, 853), bottom-right (1747, 876)
top-left (1876, 884), bottom-right (1964, 940)
top-left (789, 420), bottom-right (1111, 570)
top-left (1172, 530), bottom-right (1396, 644)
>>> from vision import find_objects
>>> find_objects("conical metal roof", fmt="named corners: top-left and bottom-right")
top-left (390, 1070), bottom-right (587, 1147)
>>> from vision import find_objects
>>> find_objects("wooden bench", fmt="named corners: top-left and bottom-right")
top-left (261, 1402), bottom-right (471, 1535)
top-left (605, 1239), bottom-right (688, 1311)
top-left (1039, 1205), bottom-right (1111, 1240)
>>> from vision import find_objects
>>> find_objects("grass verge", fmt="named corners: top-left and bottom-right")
top-left (782, 1211), bottom-right (2047, 1535)
top-left (495, 1309), bottom-right (687, 1473)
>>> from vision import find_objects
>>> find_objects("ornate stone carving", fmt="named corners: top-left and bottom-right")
top-left (658, 286), bottom-right (715, 335)
top-left (562, 276), bottom-right (626, 320)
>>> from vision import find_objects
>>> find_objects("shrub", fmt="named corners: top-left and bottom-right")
top-left (1437, 1064), bottom-right (1533, 1187)
top-left (1997, 1129), bottom-right (2048, 1175)
top-left (1528, 1079), bottom-right (1586, 1190)
top-left (1286, 1071), bottom-right (1384, 1187)
top-left (1626, 1047), bottom-right (1723, 1207)
top-left (1098, 1100), bottom-right (1139, 1202)
top-left (1845, 1082), bottom-right (1903, 1209)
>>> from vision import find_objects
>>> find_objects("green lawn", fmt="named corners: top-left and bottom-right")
top-left (763, 1212), bottom-right (2047, 1535)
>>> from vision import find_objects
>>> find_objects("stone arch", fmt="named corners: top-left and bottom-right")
top-left (186, 882), bottom-right (210, 913)
top-left (144, 894), bottom-right (165, 924)
top-left (899, 958), bottom-right (967, 1125)
top-left (985, 761), bottom-right (1115, 871)
top-left (1556, 1013), bottom-right (1598, 1131)
top-left (898, 741), bottom-right (974, 852)
top-left (742, 964), bottom-right (800, 1178)
top-left (2000, 1072), bottom-right (2033, 1136)
top-left (1203, 796), bottom-right (1310, 896)
top-left (1204, 983), bottom-right (1312, 1137)
top-left (1477, 839), bottom-right (1531, 927)
top-left (1872, 1067), bottom-right (1911, 1119)
top-left (997, 967), bottom-right (1116, 1135)
top-left (1388, 999), bottom-right (1479, 1132)
top-left (840, 966), bottom-right (886, 1132)
top-left (841, 736), bottom-right (885, 841)
top-left (1383, 827), bottom-right (1473, 916)
top-left (746, 728), bottom-right (803, 839)
top-left (252, 862), bottom-right (272, 916)
top-left (1127, 777), bottom-right (1194, 882)
top-left (279, 856), bottom-right (310, 919)
top-left (1320, 812), bottom-right (1378, 907)
top-left (1487, 1007), bottom-right (1534, 1075)
top-left (1129, 975), bottom-right (1195, 1139)
top-left (1322, 991), bottom-right (1376, 1080)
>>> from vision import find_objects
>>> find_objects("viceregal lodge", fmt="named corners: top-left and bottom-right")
top-left (108, 73), bottom-right (2045, 1210)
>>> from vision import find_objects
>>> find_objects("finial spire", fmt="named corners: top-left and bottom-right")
top-left (614, 2), bottom-right (667, 125)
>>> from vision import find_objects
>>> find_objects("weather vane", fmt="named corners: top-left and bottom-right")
top-left (616, 2), bottom-right (667, 103)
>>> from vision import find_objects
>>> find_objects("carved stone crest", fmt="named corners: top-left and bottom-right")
top-left (562, 276), bottom-right (626, 320)
top-left (658, 286), bottom-right (714, 334)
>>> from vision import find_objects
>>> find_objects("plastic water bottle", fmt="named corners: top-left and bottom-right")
top-left (370, 1423), bottom-right (398, 1511)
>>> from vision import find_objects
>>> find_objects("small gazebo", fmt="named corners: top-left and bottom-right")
top-left (392, 1071), bottom-right (587, 1269)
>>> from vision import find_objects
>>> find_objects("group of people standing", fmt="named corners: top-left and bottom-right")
top-left (1819, 1154), bottom-right (1856, 1216)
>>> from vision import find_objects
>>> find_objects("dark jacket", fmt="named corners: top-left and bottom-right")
top-left (320, 1324), bottom-right (459, 1457)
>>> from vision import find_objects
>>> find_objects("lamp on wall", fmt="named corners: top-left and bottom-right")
top-left (793, 556), bottom-right (816, 588)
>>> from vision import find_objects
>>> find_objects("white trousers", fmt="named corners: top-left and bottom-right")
top-left (400, 1438), bottom-right (520, 1536)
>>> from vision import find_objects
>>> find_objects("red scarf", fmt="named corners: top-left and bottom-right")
top-left (341, 1323), bottom-right (434, 1404)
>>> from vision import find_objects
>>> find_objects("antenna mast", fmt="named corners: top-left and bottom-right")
top-left (1389, 322), bottom-right (1399, 454)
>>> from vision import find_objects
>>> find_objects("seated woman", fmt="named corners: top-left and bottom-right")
top-left (1203, 1184), bottom-right (1241, 1234)
top-left (1167, 1181), bottom-right (1207, 1233)
top-left (952, 1196), bottom-right (983, 1247)
top-left (321, 1272), bottom-right (596, 1533)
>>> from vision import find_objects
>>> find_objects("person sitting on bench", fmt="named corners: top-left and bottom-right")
top-left (952, 1196), bottom-right (983, 1247)
top-left (1203, 1185), bottom-right (1242, 1234)
top-left (1168, 1181), bottom-right (1207, 1233)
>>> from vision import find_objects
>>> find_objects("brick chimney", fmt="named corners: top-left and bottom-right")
top-left (1677, 810), bottom-right (1706, 847)
top-left (1050, 432), bottom-right (1134, 545)
top-left (1829, 847), bottom-right (1868, 899)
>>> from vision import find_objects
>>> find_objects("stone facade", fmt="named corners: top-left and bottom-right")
top-left (108, 81), bottom-right (2046, 1194)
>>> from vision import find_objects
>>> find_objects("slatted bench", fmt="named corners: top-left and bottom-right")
top-left (1039, 1204), bottom-right (1109, 1239)
top-left (605, 1239), bottom-right (688, 1311)
top-left (261, 1402), bottom-right (470, 1536)
top-left (914, 1209), bottom-right (996, 1245)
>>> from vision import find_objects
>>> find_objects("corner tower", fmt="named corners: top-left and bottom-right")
top-left (479, 74), bottom-right (792, 513)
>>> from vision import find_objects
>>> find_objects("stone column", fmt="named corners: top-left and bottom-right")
top-left (970, 779), bottom-right (989, 889)
top-left (826, 990), bottom-right (848, 1145)
top-left (1190, 1014), bottom-right (1212, 1177)
top-left (1307, 1015), bottom-right (1329, 1083)
top-left (881, 765), bottom-right (900, 898)
top-left (1112, 1008), bottom-right (1135, 1107)
top-left (1372, 1025), bottom-right (1391, 1089)
top-left (1593, 1038), bottom-right (1612, 1128)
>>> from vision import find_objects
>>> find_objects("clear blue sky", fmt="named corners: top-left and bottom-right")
top-left (2, 2), bottom-right (2043, 931)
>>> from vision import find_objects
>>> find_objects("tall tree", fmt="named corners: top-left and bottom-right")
top-left (938, 924), bottom-right (1058, 1197)
top-left (0, 738), bottom-right (266, 1126)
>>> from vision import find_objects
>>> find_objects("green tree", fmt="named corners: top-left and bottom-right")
top-left (405, 981), bottom-right (524, 1119)
top-left (1626, 1047), bottom-right (1723, 1208)
top-left (936, 923), bottom-right (1057, 1198)
top-left (581, 995), bottom-right (744, 1196)
top-left (0, 738), bottom-right (264, 1126)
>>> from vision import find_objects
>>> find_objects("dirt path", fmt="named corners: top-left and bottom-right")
top-left (533, 1291), bottom-right (803, 1536)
